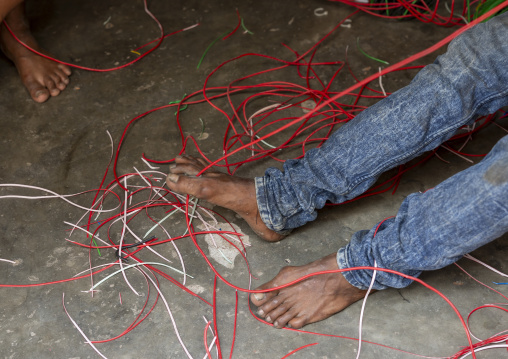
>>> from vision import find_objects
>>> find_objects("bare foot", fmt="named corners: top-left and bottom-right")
top-left (165, 155), bottom-right (285, 242)
top-left (1, 4), bottom-right (71, 103)
top-left (250, 253), bottom-right (372, 329)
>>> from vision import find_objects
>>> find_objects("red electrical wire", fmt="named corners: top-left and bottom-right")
top-left (280, 343), bottom-right (318, 359)
top-left (4, 4), bottom-right (507, 357)
top-left (183, 196), bottom-right (478, 357)
top-left (330, 0), bottom-right (468, 26)
top-left (222, 10), bottom-right (242, 40)
top-left (229, 290), bottom-right (239, 359)
top-left (204, 320), bottom-right (214, 359)
top-left (2, 0), bottom-right (167, 72)
top-left (192, 1), bottom-right (508, 177)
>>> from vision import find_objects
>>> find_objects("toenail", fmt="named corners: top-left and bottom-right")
top-left (265, 316), bottom-right (272, 323)
top-left (253, 293), bottom-right (265, 301)
top-left (166, 173), bottom-right (179, 183)
top-left (169, 164), bottom-right (176, 169)
top-left (273, 321), bottom-right (280, 328)
top-left (257, 309), bottom-right (264, 316)
top-left (287, 323), bottom-right (292, 328)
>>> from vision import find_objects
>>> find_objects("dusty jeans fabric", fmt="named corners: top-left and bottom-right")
top-left (255, 12), bottom-right (508, 289)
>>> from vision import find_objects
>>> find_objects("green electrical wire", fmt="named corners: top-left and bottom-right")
top-left (402, 0), bottom-right (419, 17)
top-left (197, 31), bottom-right (230, 69)
top-left (241, 17), bottom-right (254, 34)
top-left (91, 236), bottom-right (101, 256)
top-left (356, 38), bottom-right (389, 65)
top-left (197, 19), bottom-right (253, 70)
top-left (198, 117), bottom-right (205, 138)
top-left (473, 0), bottom-right (508, 21)
top-left (168, 93), bottom-right (188, 115)
top-left (85, 231), bottom-right (101, 256)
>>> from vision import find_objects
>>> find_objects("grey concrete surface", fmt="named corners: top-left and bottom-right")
top-left (1, 1), bottom-right (507, 358)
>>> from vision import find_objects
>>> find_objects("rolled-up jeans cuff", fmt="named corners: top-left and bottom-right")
top-left (337, 245), bottom-right (370, 290)
top-left (255, 176), bottom-right (293, 236)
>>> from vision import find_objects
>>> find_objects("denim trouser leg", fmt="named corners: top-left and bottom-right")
top-left (255, 13), bottom-right (508, 289)
top-left (337, 134), bottom-right (508, 289)
top-left (256, 12), bottom-right (508, 235)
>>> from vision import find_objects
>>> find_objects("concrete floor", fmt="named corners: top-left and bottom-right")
top-left (1, 1), bottom-right (507, 358)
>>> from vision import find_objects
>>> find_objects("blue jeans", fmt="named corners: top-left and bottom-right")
top-left (255, 13), bottom-right (508, 290)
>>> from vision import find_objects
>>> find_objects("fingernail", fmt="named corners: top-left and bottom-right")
top-left (253, 293), bottom-right (265, 301)
top-left (257, 309), bottom-right (264, 316)
top-left (166, 173), bottom-right (179, 183)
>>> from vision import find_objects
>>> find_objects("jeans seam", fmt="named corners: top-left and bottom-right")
top-left (337, 246), bottom-right (367, 290)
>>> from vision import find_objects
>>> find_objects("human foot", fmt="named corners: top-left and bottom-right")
top-left (1, 5), bottom-right (71, 103)
top-left (250, 253), bottom-right (372, 329)
top-left (165, 155), bottom-right (285, 242)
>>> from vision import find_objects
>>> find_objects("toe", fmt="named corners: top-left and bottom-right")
top-left (166, 173), bottom-right (201, 197)
top-left (196, 157), bottom-right (210, 167)
top-left (273, 309), bottom-right (298, 329)
top-left (169, 163), bottom-right (201, 176)
top-left (52, 73), bottom-right (67, 91)
top-left (174, 155), bottom-right (196, 165)
top-left (55, 69), bottom-right (70, 87)
top-left (265, 303), bottom-right (291, 327)
top-left (250, 292), bottom-right (266, 304)
top-left (33, 89), bottom-right (50, 103)
top-left (175, 155), bottom-right (214, 173)
top-left (250, 283), bottom-right (279, 307)
top-left (251, 291), bottom-right (277, 309)
top-left (25, 79), bottom-right (50, 103)
top-left (43, 78), bottom-right (60, 97)
top-left (166, 173), bottom-right (180, 185)
top-left (287, 315), bottom-right (308, 329)
top-left (258, 293), bottom-right (286, 318)
top-left (58, 63), bottom-right (72, 76)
